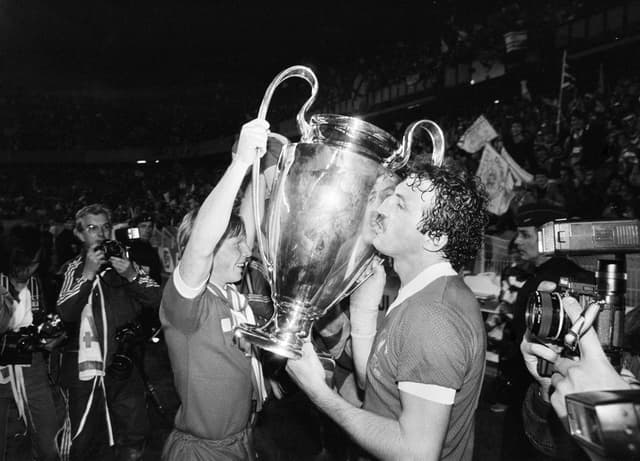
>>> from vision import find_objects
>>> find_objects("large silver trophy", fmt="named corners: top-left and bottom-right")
top-left (234, 66), bottom-right (445, 359)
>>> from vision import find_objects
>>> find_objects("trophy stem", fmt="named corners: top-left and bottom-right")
top-left (234, 300), bottom-right (317, 359)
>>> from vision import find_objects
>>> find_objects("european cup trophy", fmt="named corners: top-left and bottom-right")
top-left (234, 66), bottom-right (445, 359)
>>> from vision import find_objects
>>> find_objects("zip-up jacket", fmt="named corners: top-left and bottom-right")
top-left (57, 255), bottom-right (161, 366)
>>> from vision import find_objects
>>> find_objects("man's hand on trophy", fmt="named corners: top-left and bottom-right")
top-left (549, 295), bottom-right (632, 419)
top-left (235, 119), bottom-right (270, 166)
top-left (286, 340), bottom-right (331, 398)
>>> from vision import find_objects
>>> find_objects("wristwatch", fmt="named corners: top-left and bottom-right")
top-left (127, 272), bottom-right (140, 284)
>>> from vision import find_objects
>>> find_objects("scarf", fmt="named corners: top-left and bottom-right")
top-left (208, 282), bottom-right (267, 409)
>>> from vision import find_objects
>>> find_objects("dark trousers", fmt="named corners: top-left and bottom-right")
top-left (0, 353), bottom-right (59, 461)
top-left (60, 352), bottom-right (149, 461)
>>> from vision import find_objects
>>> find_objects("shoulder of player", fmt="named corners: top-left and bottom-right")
top-left (399, 278), bottom-right (481, 326)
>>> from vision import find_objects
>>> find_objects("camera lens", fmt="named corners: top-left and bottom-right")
top-left (525, 291), bottom-right (569, 341)
top-left (596, 259), bottom-right (626, 350)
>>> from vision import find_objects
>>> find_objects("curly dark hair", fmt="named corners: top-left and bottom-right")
top-left (406, 164), bottom-right (488, 271)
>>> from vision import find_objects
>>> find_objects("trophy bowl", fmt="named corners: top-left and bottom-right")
top-left (235, 66), bottom-right (444, 358)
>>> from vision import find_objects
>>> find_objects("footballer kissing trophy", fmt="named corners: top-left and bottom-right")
top-left (234, 65), bottom-right (445, 358)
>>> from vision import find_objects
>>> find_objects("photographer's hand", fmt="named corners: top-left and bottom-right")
top-left (520, 335), bottom-right (560, 402)
top-left (109, 257), bottom-right (137, 282)
top-left (549, 296), bottom-right (632, 419)
top-left (83, 244), bottom-right (106, 280)
top-left (520, 280), bottom-right (563, 401)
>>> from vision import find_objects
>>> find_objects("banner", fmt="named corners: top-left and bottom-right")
top-left (500, 147), bottom-right (534, 185)
top-left (476, 144), bottom-right (515, 215)
top-left (457, 115), bottom-right (498, 153)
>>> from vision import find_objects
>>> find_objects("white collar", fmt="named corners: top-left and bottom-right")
top-left (386, 262), bottom-right (457, 316)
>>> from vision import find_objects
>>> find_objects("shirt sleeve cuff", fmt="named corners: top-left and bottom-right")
top-left (173, 265), bottom-right (206, 299)
top-left (398, 382), bottom-right (456, 405)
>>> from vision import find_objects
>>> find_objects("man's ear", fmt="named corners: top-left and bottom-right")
top-left (423, 233), bottom-right (448, 253)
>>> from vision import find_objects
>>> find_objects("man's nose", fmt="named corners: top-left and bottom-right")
top-left (377, 197), bottom-right (392, 217)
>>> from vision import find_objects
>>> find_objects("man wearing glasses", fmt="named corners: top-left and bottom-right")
top-left (57, 204), bottom-right (161, 461)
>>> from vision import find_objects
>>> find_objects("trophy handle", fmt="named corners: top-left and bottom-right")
top-left (252, 66), bottom-right (319, 274)
top-left (257, 65), bottom-right (319, 140)
top-left (385, 119), bottom-right (446, 170)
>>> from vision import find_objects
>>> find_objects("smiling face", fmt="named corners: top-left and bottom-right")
top-left (210, 234), bottom-right (251, 285)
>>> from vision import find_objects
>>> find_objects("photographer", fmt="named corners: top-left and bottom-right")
top-left (500, 202), bottom-right (593, 460)
top-left (0, 225), bottom-right (60, 461)
top-left (521, 289), bottom-right (640, 461)
top-left (127, 213), bottom-right (163, 285)
top-left (57, 204), bottom-right (162, 461)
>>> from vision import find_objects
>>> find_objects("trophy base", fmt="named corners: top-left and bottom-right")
top-left (234, 324), bottom-right (303, 359)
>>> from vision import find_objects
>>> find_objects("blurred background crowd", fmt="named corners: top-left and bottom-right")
top-left (2, 1), bottom-right (640, 458)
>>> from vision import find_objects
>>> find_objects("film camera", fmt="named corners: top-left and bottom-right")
top-left (526, 219), bottom-right (640, 459)
top-left (96, 239), bottom-right (129, 260)
top-left (525, 259), bottom-right (625, 373)
top-left (526, 220), bottom-right (639, 367)
top-left (96, 226), bottom-right (142, 262)
top-left (107, 322), bottom-right (145, 380)
top-left (0, 313), bottom-right (66, 365)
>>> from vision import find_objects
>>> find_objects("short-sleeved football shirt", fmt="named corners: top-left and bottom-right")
top-left (160, 269), bottom-right (255, 440)
top-left (364, 274), bottom-right (486, 461)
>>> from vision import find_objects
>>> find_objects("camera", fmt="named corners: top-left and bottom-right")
top-left (96, 239), bottom-right (129, 260)
top-left (0, 313), bottom-right (67, 365)
top-left (566, 390), bottom-right (640, 460)
top-left (526, 219), bottom-right (640, 376)
top-left (107, 322), bottom-right (145, 380)
top-left (526, 259), bottom-right (625, 353)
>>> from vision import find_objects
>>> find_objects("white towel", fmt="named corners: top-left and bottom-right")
top-left (78, 279), bottom-right (105, 381)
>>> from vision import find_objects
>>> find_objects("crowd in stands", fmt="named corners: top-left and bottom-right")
top-left (0, 0), bottom-right (605, 151)
top-left (435, 74), bottom-right (640, 230)
top-left (2, 69), bottom-right (639, 238)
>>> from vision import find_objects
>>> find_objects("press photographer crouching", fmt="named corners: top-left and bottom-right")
top-left (521, 218), bottom-right (640, 460)
top-left (0, 225), bottom-right (64, 461)
top-left (57, 204), bottom-right (162, 461)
